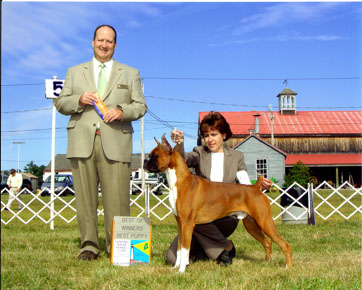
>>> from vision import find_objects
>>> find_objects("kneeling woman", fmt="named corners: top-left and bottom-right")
top-left (165, 111), bottom-right (272, 265)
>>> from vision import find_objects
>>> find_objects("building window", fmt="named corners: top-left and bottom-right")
top-left (256, 158), bottom-right (268, 178)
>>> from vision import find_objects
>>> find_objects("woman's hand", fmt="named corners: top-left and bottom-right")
top-left (170, 129), bottom-right (184, 144)
top-left (261, 177), bottom-right (273, 191)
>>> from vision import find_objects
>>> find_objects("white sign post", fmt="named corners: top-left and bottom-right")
top-left (45, 76), bottom-right (64, 230)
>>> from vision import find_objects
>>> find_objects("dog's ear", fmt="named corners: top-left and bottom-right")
top-left (154, 136), bottom-right (160, 146)
top-left (161, 133), bottom-right (172, 154)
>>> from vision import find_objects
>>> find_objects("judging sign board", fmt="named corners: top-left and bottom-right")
top-left (45, 78), bottom-right (64, 99)
top-left (110, 216), bottom-right (152, 266)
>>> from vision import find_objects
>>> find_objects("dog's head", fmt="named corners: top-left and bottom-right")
top-left (144, 134), bottom-right (173, 173)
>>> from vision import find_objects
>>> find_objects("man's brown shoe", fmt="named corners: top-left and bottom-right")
top-left (78, 250), bottom-right (98, 261)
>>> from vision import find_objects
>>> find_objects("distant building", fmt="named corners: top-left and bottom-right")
top-left (43, 154), bottom-right (72, 181)
top-left (22, 172), bottom-right (39, 192)
top-left (43, 153), bottom-right (149, 180)
top-left (234, 135), bottom-right (286, 186)
top-left (198, 88), bottom-right (362, 187)
top-left (1, 171), bottom-right (9, 183)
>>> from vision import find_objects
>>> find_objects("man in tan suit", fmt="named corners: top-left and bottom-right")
top-left (55, 25), bottom-right (147, 260)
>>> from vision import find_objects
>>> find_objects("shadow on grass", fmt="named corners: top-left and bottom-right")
top-left (236, 249), bottom-right (261, 263)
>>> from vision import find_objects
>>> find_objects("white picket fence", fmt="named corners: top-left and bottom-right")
top-left (1, 180), bottom-right (361, 226)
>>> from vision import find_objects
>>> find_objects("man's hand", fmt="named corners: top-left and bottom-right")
top-left (103, 108), bottom-right (123, 123)
top-left (79, 92), bottom-right (98, 106)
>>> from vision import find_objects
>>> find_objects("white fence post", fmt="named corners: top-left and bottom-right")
top-left (145, 185), bottom-right (150, 218)
top-left (308, 183), bottom-right (316, 225)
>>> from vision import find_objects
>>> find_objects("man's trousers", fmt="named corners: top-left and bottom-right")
top-left (70, 135), bottom-right (130, 255)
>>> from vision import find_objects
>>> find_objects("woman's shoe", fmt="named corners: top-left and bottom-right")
top-left (217, 244), bottom-right (236, 266)
top-left (229, 244), bottom-right (236, 259)
top-left (217, 249), bottom-right (232, 265)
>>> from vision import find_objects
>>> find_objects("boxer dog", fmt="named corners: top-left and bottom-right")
top-left (144, 135), bottom-right (292, 273)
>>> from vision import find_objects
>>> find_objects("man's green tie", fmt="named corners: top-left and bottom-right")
top-left (97, 63), bottom-right (107, 98)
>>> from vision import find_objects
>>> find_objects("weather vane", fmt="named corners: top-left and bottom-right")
top-left (283, 78), bottom-right (288, 87)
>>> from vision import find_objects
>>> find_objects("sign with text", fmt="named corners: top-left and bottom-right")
top-left (110, 216), bottom-right (152, 266)
top-left (45, 79), bottom-right (64, 99)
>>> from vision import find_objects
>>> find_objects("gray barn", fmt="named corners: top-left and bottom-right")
top-left (234, 135), bottom-right (286, 186)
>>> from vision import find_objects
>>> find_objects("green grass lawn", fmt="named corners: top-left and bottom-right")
top-left (1, 192), bottom-right (361, 289)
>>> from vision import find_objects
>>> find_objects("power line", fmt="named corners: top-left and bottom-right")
top-left (2, 127), bottom-right (67, 133)
top-left (1, 120), bottom-right (361, 135)
top-left (147, 109), bottom-right (197, 140)
top-left (1, 125), bottom-right (185, 140)
top-left (1, 98), bottom-right (360, 115)
top-left (143, 77), bottom-right (362, 81)
top-left (0, 120), bottom-right (196, 135)
top-left (2, 76), bottom-right (361, 87)
top-left (147, 109), bottom-right (174, 130)
top-left (145, 96), bottom-right (362, 109)
top-left (1, 136), bottom-right (68, 141)
top-left (1, 83), bottom-right (44, 87)
top-left (146, 95), bottom-right (266, 108)
top-left (2, 107), bottom-right (52, 114)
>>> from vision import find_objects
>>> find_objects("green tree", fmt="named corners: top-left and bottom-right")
top-left (284, 161), bottom-right (311, 188)
top-left (23, 161), bottom-right (46, 181)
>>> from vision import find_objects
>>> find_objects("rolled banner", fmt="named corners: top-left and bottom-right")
top-left (92, 92), bottom-right (108, 120)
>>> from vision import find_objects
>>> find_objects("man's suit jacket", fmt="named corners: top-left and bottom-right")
top-left (55, 60), bottom-right (147, 162)
top-left (177, 145), bottom-right (247, 183)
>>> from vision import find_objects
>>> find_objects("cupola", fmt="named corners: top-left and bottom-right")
top-left (277, 88), bottom-right (298, 115)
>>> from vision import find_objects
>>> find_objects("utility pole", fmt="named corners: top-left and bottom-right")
top-left (269, 104), bottom-right (275, 146)
top-left (140, 78), bottom-right (147, 217)
top-left (13, 141), bottom-right (25, 172)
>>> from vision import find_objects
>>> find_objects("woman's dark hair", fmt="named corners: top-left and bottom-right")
top-left (199, 111), bottom-right (233, 141)
top-left (93, 24), bottom-right (117, 43)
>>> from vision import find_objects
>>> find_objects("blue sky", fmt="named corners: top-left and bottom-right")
top-left (1, 1), bottom-right (362, 172)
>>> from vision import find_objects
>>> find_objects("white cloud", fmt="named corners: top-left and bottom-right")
top-left (2, 2), bottom-right (162, 82)
top-left (269, 33), bottom-right (348, 42)
top-left (207, 33), bottom-right (346, 47)
top-left (234, 2), bottom-right (343, 35)
top-left (126, 19), bottom-right (142, 28)
top-left (124, 2), bottom-right (162, 17)
top-left (296, 35), bottom-right (347, 41)
top-left (205, 3), bottom-right (348, 48)
top-left (207, 37), bottom-right (260, 47)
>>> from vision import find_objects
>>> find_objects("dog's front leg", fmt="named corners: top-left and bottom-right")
top-left (174, 216), bottom-right (182, 269)
top-left (179, 222), bottom-right (194, 273)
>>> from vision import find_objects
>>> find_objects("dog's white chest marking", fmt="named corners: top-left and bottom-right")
top-left (231, 211), bottom-right (248, 220)
top-left (166, 168), bottom-right (178, 216)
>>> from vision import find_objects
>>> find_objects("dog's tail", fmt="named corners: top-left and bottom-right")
top-left (254, 175), bottom-right (264, 189)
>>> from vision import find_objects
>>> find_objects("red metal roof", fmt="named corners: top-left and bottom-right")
top-left (199, 111), bottom-right (362, 135)
top-left (286, 154), bottom-right (362, 166)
